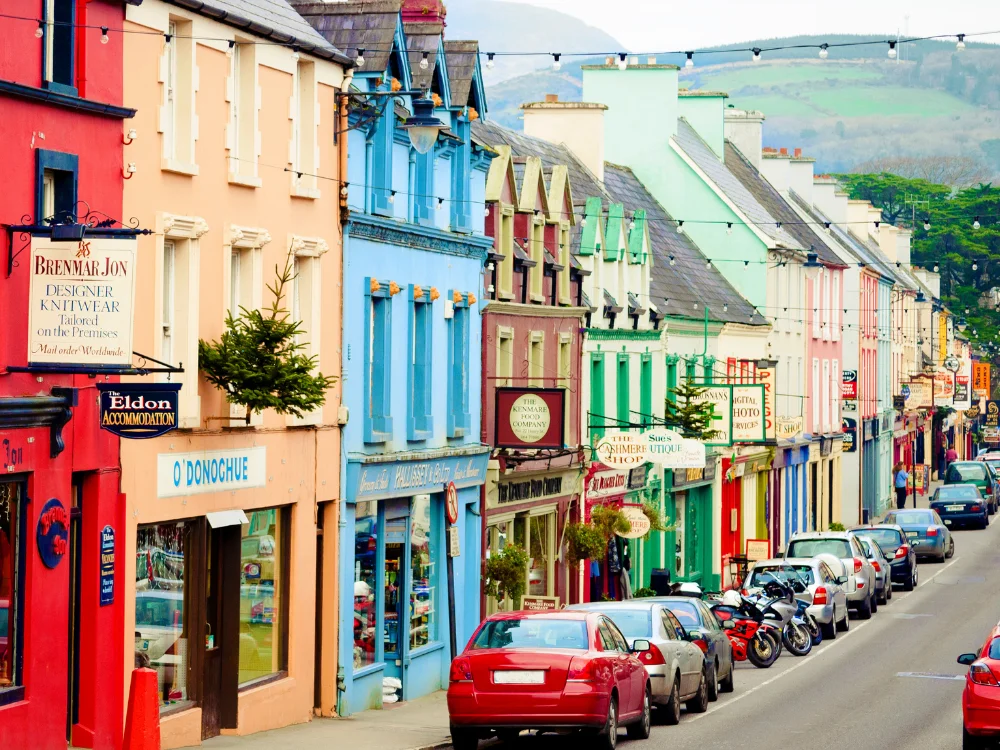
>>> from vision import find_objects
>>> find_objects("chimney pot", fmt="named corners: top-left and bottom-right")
top-left (779, 147), bottom-right (788, 156)
top-left (606, 56), bottom-right (613, 66)
top-left (545, 94), bottom-right (558, 103)
top-left (794, 147), bottom-right (802, 158)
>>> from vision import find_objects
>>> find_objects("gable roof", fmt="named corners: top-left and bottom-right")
top-left (442, 40), bottom-right (480, 110)
top-left (673, 118), bottom-right (800, 249)
top-left (289, 0), bottom-right (400, 71)
top-left (724, 143), bottom-right (844, 267)
top-left (403, 21), bottom-right (444, 93)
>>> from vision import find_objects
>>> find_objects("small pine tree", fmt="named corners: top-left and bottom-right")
top-left (664, 380), bottom-right (721, 441)
top-left (199, 248), bottom-right (337, 421)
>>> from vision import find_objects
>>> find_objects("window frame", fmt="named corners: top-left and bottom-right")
top-left (227, 40), bottom-right (260, 186)
top-left (447, 291), bottom-right (471, 438)
top-left (161, 240), bottom-right (176, 365)
top-left (528, 331), bottom-right (544, 388)
top-left (290, 58), bottom-right (319, 197)
top-left (496, 325), bottom-right (514, 388)
top-left (639, 353), bottom-right (652, 428)
top-left (590, 352), bottom-right (606, 441)
top-left (364, 278), bottom-right (394, 443)
top-left (616, 352), bottom-right (630, 427)
top-left (558, 333), bottom-right (572, 443)
top-left (35, 149), bottom-right (78, 225)
top-left (0, 482), bottom-right (27, 707)
top-left (407, 285), bottom-right (434, 441)
top-left (42, 0), bottom-right (76, 96)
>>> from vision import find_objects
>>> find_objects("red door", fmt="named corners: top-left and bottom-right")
top-left (720, 459), bottom-right (742, 586)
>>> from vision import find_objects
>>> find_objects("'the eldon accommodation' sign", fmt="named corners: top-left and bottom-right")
top-left (96, 383), bottom-right (181, 439)
top-left (28, 236), bottom-right (138, 368)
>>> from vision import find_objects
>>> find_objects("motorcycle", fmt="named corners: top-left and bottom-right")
top-left (744, 574), bottom-right (814, 657)
top-left (795, 597), bottom-right (823, 647)
top-left (709, 592), bottom-right (781, 669)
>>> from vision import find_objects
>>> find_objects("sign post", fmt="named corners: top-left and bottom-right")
top-left (444, 481), bottom-right (459, 660)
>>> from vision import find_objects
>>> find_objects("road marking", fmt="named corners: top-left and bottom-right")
top-left (896, 672), bottom-right (965, 681)
top-left (892, 613), bottom-right (934, 619)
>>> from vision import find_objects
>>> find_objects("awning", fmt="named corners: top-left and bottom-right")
top-left (206, 509), bottom-right (249, 529)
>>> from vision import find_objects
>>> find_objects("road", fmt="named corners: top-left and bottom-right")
top-left (468, 512), bottom-right (1000, 750)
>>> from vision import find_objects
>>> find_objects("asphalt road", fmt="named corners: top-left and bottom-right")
top-left (469, 510), bottom-right (1000, 750)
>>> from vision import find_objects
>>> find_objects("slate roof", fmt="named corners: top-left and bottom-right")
top-left (443, 40), bottom-right (479, 108)
top-left (403, 22), bottom-right (442, 92)
top-left (602, 163), bottom-right (765, 325)
top-left (724, 143), bottom-right (843, 266)
top-left (289, 1), bottom-right (400, 71)
top-left (673, 119), bottom-right (800, 249)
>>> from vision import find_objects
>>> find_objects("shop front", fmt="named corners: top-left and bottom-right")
top-left (341, 448), bottom-right (489, 715)
top-left (781, 445), bottom-right (810, 545)
top-left (861, 418), bottom-right (879, 522)
top-left (666, 460), bottom-right (718, 591)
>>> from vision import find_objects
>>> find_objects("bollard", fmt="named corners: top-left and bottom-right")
top-left (123, 667), bottom-right (161, 750)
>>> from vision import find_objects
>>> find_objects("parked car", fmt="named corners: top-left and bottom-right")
top-left (931, 485), bottom-right (990, 530)
top-left (853, 537), bottom-right (891, 605)
top-left (849, 524), bottom-right (918, 591)
top-left (647, 596), bottom-right (735, 700)
top-left (882, 508), bottom-right (954, 562)
top-left (945, 461), bottom-right (998, 515)
top-left (565, 600), bottom-right (712, 721)
top-left (784, 532), bottom-right (877, 619)
top-left (958, 620), bottom-right (1000, 748)
top-left (447, 611), bottom-right (652, 750)
top-left (743, 558), bottom-right (849, 640)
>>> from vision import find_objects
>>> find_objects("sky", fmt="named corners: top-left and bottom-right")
top-left (504, 0), bottom-right (1000, 52)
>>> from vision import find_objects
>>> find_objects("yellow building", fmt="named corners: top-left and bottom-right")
top-left (121, 1), bottom-right (350, 745)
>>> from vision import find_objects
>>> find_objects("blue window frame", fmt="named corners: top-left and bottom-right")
top-left (43, 0), bottom-right (77, 96)
top-left (407, 285), bottom-right (433, 440)
top-left (414, 150), bottom-right (435, 226)
top-left (35, 149), bottom-right (78, 224)
top-left (364, 278), bottom-right (393, 444)
top-left (370, 96), bottom-right (394, 217)
top-left (447, 291), bottom-right (470, 437)
top-left (450, 119), bottom-right (472, 234)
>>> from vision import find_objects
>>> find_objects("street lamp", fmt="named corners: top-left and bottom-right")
top-left (338, 90), bottom-right (445, 155)
top-left (957, 317), bottom-right (969, 333)
top-left (802, 249), bottom-right (823, 283)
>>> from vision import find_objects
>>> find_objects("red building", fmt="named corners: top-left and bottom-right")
top-left (0, 2), bottom-right (137, 748)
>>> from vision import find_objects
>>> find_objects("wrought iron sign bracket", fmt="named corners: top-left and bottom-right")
top-left (6, 352), bottom-right (184, 378)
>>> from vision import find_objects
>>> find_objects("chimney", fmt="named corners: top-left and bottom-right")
top-left (678, 91), bottom-right (729, 158)
top-left (522, 98), bottom-right (608, 183)
top-left (896, 228), bottom-right (912, 267)
top-left (724, 108), bottom-right (765, 169)
top-left (759, 150), bottom-right (791, 192)
top-left (812, 179), bottom-right (842, 221)
top-left (401, 0), bottom-right (446, 24)
top-left (779, 147), bottom-right (788, 156)
top-left (788, 155), bottom-right (815, 203)
top-left (846, 200), bottom-right (872, 243)
top-left (793, 148), bottom-right (802, 158)
top-left (878, 222), bottom-right (898, 264)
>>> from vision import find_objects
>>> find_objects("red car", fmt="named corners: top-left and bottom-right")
top-left (959, 621), bottom-right (1000, 748)
top-left (448, 610), bottom-right (652, 750)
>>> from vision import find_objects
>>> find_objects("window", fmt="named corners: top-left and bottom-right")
top-left (812, 270), bottom-right (822, 338)
top-left (528, 513), bottom-right (555, 596)
top-left (408, 286), bottom-right (434, 440)
top-left (558, 224), bottom-right (572, 305)
top-left (448, 292), bottom-right (470, 437)
top-left (617, 353), bottom-right (630, 426)
top-left (229, 250), bottom-right (242, 316)
top-left (239, 508), bottom-right (288, 685)
top-left (558, 334), bottom-right (572, 442)
top-left (450, 119), bottom-right (472, 233)
top-left (529, 218), bottom-right (545, 301)
top-left (161, 241), bottom-right (176, 364)
top-left (160, 18), bottom-right (195, 171)
top-left (473, 619), bottom-right (588, 651)
top-left (287, 238), bottom-right (327, 426)
top-left (498, 208), bottom-right (515, 299)
top-left (365, 279), bottom-right (393, 443)
top-left (414, 151), bottom-right (435, 225)
top-left (685, 358), bottom-right (697, 385)
top-left (659, 611), bottom-right (676, 641)
top-left (597, 620), bottom-right (618, 651)
top-left (528, 331), bottom-right (544, 387)
top-left (640, 354), bottom-right (652, 428)
top-left (603, 610), bottom-right (652, 638)
top-left (822, 359), bottom-right (830, 433)
top-left (370, 92), bottom-right (395, 216)
top-left (290, 60), bottom-right (318, 196)
top-left (164, 21), bottom-right (178, 159)
top-left (666, 357), bottom-right (678, 403)
top-left (590, 353), bottom-right (605, 440)
top-left (409, 495), bottom-right (437, 649)
top-left (812, 358), bottom-right (820, 427)
top-left (831, 358), bottom-right (839, 434)
top-left (353, 502), bottom-right (378, 669)
top-left (135, 520), bottom-right (193, 711)
top-left (832, 273), bottom-right (840, 342)
top-left (35, 149), bottom-right (77, 224)
top-left (228, 41), bottom-right (259, 184)
top-left (496, 326), bottom-right (514, 387)
top-left (43, 0), bottom-right (75, 93)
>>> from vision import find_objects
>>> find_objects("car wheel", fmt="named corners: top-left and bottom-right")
top-left (821, 617), bottom-right (837, 640)
top-left (451, 727), bottom-right (479, 750)
top-left (719, 664), bottom-right (735, 693)
top-left (903, 569), bottom-right (915, 591)
top-left (706, 660), bottom-right (719, 702)
top-left (948, 538), bottom-right (956, 557)
top-left (857, 593), bottom-right (872, 620)
top-left (887, 582), bottom-right (893, 600)
top-left (687, 667), bottom-right (709, 714)
top-left (871, 590), bottom-right (879, 613)
top-left (660, 675), bottom-right (682, 725)
top-left (496, 731), bottom-right (520, 745)
top-left (836, 608), bottom-right (850, 632)
top-left (594, 695), bottom-right (618, 750)
top-left (626, 686), bottom-right (651, 739)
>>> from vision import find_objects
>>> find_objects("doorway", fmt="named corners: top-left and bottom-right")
top-left (810, 464), bottom-right (818, 532)
top-left (67, 478), bottom-right (83, 742)
top-left (202, 524), bottom-right (240, 740)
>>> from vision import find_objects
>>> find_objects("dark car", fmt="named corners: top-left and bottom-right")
top-left (648, 596), bottom-right (735, 701)
top-left (930, 485), bottom-right (990, 530)
top-left (849, 524), bottom-right (917, 591)
top-left (882, 509), bottom-right (954, 563)
top-left (945, 461), bottom-right (998, 515)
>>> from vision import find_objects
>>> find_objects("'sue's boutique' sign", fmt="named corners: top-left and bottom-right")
top-left (28, 236), bottom-right (138, 368)
top-left (97, 383), bottom-right (181, 439)
top-left (495, 388), bottom-right (565, 449)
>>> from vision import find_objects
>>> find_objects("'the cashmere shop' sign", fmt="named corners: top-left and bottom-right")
top-left (350, 451), bottom-right (490, 502)
top-left (28, 236), bottom-right (138, 368)
top-left (157, 447), bottom-right (267, 498)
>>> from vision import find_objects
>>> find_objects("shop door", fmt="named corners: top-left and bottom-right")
top-left (202, 525), bottom-right (240, 740)
top-left (382, 512), bottom-right (407, 693)
top-left (810, 464), bottom-right (818, 532)
top-left (720, 465), bottom-right (741, 585)
top-left (66, 479), bottom-right (83, 741)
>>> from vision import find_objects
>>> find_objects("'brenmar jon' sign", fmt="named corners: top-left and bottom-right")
top-left (28, 236), bottom-right (137, 368)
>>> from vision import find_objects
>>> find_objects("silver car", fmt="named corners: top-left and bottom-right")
top-left (566, 601), bottom-right (709, 722)
top-left (744, 558), bottom-right (849, 640)
top-left (785, 532), bottom-right (878, 619)
top-left (854, 535), bottom-right (892, 606)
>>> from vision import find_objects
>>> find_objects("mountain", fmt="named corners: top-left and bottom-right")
top-left (478, 34), bottom-right (1000, 176)
top-left (443, 0), bottom-right (627, 85)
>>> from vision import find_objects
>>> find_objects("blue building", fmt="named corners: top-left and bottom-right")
top-left (295, 1), bottom-right (493, 714)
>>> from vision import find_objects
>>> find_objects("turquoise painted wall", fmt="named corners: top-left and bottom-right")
top-left (678, 96), bottom-right (726, 158)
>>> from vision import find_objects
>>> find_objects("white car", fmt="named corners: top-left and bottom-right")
top-left (785, 532), bottom-right (878, 619)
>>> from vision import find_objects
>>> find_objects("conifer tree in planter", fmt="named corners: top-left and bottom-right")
top-left (665, 379), bottom-right (722, 442)
top-left (199, 249), bottom-right (337, 423)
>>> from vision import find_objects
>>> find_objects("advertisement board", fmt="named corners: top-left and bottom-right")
top-left (842, 417), bottom-right (857, 452)
top-left (907, 378), bottom-right (933, 409)
top-left (732, 384), bottom-right (767, 443)
top-left (96, 383), bottom-right (181, 439)
top-left (756, 362), bottom-right (777, 442)
top-left (688, 385), bottom-right (734, 447)
top-left (495, 388), bottom-right (565, 449)
top-left (974, 363), bottom-right (991, 399)
top-left (842, 370), bottom-right (858, 400)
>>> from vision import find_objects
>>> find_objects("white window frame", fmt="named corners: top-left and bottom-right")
top-left (158, 17), bottom-right (198, 175)
top-left (528, 330), bottom-right (545, 387)
top-left (289, 58), bottom-right (320, 198)
top-left (822, 359), bottom-right (831, 433)
top-left (227, 40), bottom-right (261, 186)
top-left (558, 332), bottom-right (572, 442)
top-left (286, 235), bottom-right (329, 426)
top-left (832, 272), bottom-right (840, 342)
top-left (225, 224), bottom-right (270, 425)
top-left (831, 358), bottom-right (840, 433)
top-left (497, 325), bottom-right (514, 386)
top-left (812, 358), bottom-right (821, 427)
top-left (822, 270), bottom-right (831, 341)
top-left (811, 269), bottom-right (822, 339)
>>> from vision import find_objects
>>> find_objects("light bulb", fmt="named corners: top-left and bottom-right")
top-left (705, 259), bottom-right (711, 269)
top-left (552, 53), bottom-right (561, 71)
top-left (923, 220), bottom-right (931, 231)
top-left (35, 21), bottom-right (44, 39)
top-left (727, 223), bottom-right (733, 235)
top-left (933, 264), bottom-right (940, 273)
top-left (341, 184), bottom-right (349, 197)
top-left (486, 53), bottom-right (495, 69)
top-left (581, 216), bottom-right (587, 228)
top-left (824, 222), bottom-right (831, 234)
top-left (355, 49), bottom-right (365, 68)
top-left (819, 44), bottom-right (829, 59)
top-left (957, 34), bottom-right (966, 51)
top-left (888, 41), bottom-right (897, 59)
top-left (227, 40), bottom-right (235, 57)
top-left (483, 206), bottom-right (489, 217)
top-left (669, 256), bottom-right (676, 266)
top-left (420, 52), bottom-right (429, 70)
top-left (973, 217), bottom-right (981, 230)
top-left (676, 221), bottom-right (685, 234)
top-left (628, 215), bottom-right (636, 230)
top-left (752, 48), bottom-right (762, 63)
top-left (291, 50), bottom-right (300, 62)
top-left (724, 303), bottom-right (729, 312)
top-left (436, 198), bottom-right (444, 211)
top-left (685, 52), bottom-right (694, 68)
top-left (617, 53), bottom-right (628, 71)
top-left (100, 27), bottom-right (109, 45)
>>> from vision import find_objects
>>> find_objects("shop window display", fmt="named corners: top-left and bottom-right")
top-left (528, 515), bottom-right (551, 596)
top-left (135, 521), bottom-right (190, 710)
top-left (409, 496), bottom-right (436, 650)
top-left (353, 502), bottom-right (378, 669)
top-left (0, 484), bottom-right (21, 690)
top-left (239, 509), bottom-right (285, 685)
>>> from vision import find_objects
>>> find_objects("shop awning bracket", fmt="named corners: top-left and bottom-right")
top-left (0, 387), bottom-right (77, 458)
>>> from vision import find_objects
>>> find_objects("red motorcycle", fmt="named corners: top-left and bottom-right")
top-left (710, 600), bottom-right (781, 668)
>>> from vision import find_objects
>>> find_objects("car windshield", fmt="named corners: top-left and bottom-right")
top-left (857, 539), bottom-right (878, 558)
top-left (985, 461), bottom-right (1000, 473)
top-left (935, 486), bottom-right (980, 500)
top-left (887, 511), bottom-right (936, 525)
top-left (786, 538), bottom-right (852, 559)
top-left (856, 528), bottom-right (903, 550)
top-left (135, 594), bottom-right (182, 628)
top-left (748, 565), bottom-right (814, 587)
top-left (602, 610), bottom-right (652, 638)
top-left (471, 619), bottom-right (589, 650)
top-left (947, 463), bottom-right (987, 482)
top-left (663, 601), bottom-right (703, 628)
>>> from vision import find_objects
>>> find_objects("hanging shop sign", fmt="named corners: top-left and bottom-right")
top-left (491, 468), bottom-right (576, 510)
top-left (756, 361), bottom-right (777, 443)
top-left (36, 497), bottom-right (69, 568)
top-left (495, 387), bottom-right (565, 449)
top-left (985, 427), bottom-right (1000, 444)
top-left (776, 416), bottom-right (804, 441)
top-left (842, 400), bottom-right (858, 414)
top-left (587, 466), bottom-right (631, 500)
top-left (96, 383), bottom-right (181, 439)
top-left (100, 525), bottom-right (115, 606)
top-left (944, 356), bottom-right (961, 373)
top-left (974, 363), bottom-right (991, 399)
top-left (954, 375), bottom-right (971, 410)
top-left (348, 449), bottom-right (490, 502)
top-left (906, 378), bottom-right (933, 409)
top-left (842, 417), bottom-right (857, 452)
top-left (157, 446), bottom-right (267, 498)
top-left (732, 384), bottom-right (767, 443)
top-left (595, 431), bottom-right (647, 469)
top-left (445, 481), bottom-right (459, 525)
top-left (842, 370), bottom-right (858, 400)
top-left (617, 505), bottom-right (651, 539)
top-left (688, 385), bottom-right (734, 447)
top-left (985, 401), bottom-right (1000, 430)
top-left (28, 236), bottom-right (138, 368)
top-left (893, 395), bottom-right (906, 411)
top-left (672, 460), bottom-right (717, 489)
top-left (934, 371), bottom-right (954, 403)
top-left (642, 428), bottom-right (706, 468)
top-left (966, 406), bottom-right (981, 419)
top-left (745, 539), bottom-right (770, 562)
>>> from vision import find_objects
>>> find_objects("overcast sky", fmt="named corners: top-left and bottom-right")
top-left (504, 0), bottom-right (999, 52)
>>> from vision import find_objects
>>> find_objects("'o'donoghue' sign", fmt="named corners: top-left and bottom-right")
top-left (28, 236), bottom-right (138, 368)
top-left (157, 447), bottom-right (267, 498)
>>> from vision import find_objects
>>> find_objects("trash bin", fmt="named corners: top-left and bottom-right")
top-left (649, 568), bottom-right (672, 596)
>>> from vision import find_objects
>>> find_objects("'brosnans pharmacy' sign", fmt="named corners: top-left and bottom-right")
top-left (28, 236), bottom-right (138, 368)
top-left (157, 447), bottom-right (267, 498)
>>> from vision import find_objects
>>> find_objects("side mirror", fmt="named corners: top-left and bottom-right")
top-left (837, 576), bottom-right (849, 585)
top-left (958, 653), bottom-right (978, 666)
top-left (721, 620), bottom-right (736, 630)
top-left (631, 639), bottom-right (651, 653)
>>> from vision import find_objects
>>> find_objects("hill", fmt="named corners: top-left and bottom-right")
top-left (481, 35), bottom-right (1000, 176)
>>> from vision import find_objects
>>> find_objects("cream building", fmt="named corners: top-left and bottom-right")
top-left (121, 1), bottom-right (349, 745)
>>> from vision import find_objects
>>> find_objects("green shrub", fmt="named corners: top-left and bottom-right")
top-left (484, 545), bottom-right (530, 607)
top-left (565, 522), bottom-right (607, 566)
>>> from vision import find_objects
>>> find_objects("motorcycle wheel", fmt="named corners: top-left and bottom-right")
top-left (762, 627), bottom-right (783, 658)
top-left (747, 632), bottom-right (779, 668)
top-left (782, 623), bottom-right (813, 657)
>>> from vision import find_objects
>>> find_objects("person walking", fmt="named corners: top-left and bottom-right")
top-left (945, 444), bottom-right (959, 477)
top-left (893, 463), bottom-right (909, 509)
